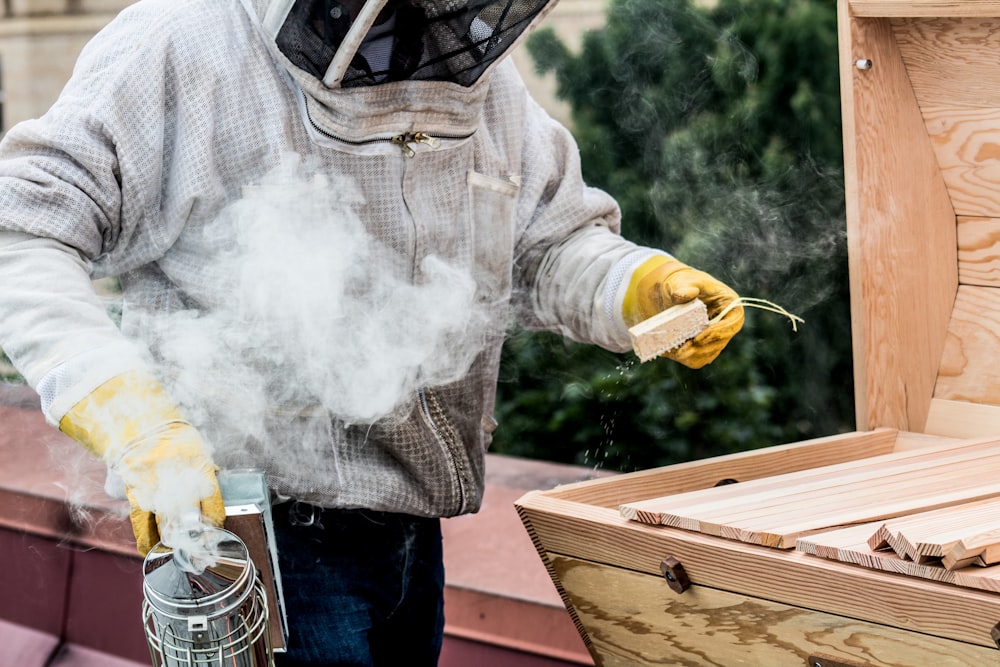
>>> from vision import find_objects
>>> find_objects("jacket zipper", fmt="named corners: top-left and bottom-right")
top-left (419, 387), bottom-right (468, 514)
top-left (303, 99), bottom-right (473, 157)
top-left (390, 131), bottom-right (439, 157)
top-left (301, 94), bottom-right (472, 511)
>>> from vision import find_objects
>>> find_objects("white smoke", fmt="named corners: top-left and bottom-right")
top-left (147, 153), bottom-right (489, 457)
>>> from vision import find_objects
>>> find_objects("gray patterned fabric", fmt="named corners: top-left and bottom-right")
top-left (263, 0), bottom-right (549, 87)
top-left (0, 0), bottom-right (654, 517)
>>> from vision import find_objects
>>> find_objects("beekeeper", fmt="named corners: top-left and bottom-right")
top-left (0, 0), bottom-right (744, 664)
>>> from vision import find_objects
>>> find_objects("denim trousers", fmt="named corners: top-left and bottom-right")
top-left (271, 502), bottom-right (446, 667)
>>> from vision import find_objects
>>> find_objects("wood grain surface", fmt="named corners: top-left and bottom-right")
top-left (840, 11), bottom-right (957, 432)
top-left (957, 216), bottom-right (1000, 287)
top-left (895, 18), bottom-right (1000, 107)
top-left (922, 106), bottom-right (1000, 217)
top-left (547, 429), bottom-right (899, 509)
top-left (924, 398), bottom-right (1000, 438)
top-left (549, 553), bottom-right (996, 666)
top-left (800, 521), bottom-right (1000, 594)
top-left (517, 7), bottom-right (1000, 666)
top-left (517, 490), bottom-right (1000, 648)
top-left (620, 436), bottom-right (1000, 548)
top-left (850, 1), bottom-right (1000, 17)
top-left (935, 285), bottom-right (1000, 404)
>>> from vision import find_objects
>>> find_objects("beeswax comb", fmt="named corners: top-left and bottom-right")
top-left (628, 299), bottom-right (709, 362)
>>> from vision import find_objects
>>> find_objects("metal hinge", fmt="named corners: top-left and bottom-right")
top-left (659, 556), bottom-right (691, 594)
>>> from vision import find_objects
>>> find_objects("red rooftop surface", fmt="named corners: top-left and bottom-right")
top-left (0, 383), bottom-right (605, 666)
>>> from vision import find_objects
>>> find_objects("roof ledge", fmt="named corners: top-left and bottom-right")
top-left (0, 383), bottom-right (604, 665)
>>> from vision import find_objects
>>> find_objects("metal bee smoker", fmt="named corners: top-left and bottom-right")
top-left (141, 470), bottom-right (286, 666)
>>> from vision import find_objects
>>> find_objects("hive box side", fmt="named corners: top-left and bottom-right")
top-left (839, 6), bottom-right (958, 433)
top-left (516, 486), bottom-right (1000, 665)
top-left (546, 554), bottom-right (997, 666)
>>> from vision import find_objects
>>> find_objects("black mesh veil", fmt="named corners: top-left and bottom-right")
top-left (274, 0), bottom-right (549, 88)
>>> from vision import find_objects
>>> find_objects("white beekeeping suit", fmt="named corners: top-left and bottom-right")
top-left (0, 0), bottom-right (654, 524)
top-left (0, 1), bottom-right (743, 662)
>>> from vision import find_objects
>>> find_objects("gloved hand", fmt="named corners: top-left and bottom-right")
top-left (58, 370), bottom-right (225, 555)
top-left (622, 255), bottom-right (744, 369)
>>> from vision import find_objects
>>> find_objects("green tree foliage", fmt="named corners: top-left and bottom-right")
top-left (493, 0), bottom-right (854, 471)
top-left (0, 349), bottom-right (23, 383)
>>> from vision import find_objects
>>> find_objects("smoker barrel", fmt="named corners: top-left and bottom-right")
top-left (142, 528), bottom-right (274, 667)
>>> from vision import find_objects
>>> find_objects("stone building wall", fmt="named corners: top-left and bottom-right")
top-left (0, 0), bottom-right (606, 131)
top-left (0, 1), bottom-right (132, 129)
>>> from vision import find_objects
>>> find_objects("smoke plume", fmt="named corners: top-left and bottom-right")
top-left (145, 153), bottom-right (489, 468)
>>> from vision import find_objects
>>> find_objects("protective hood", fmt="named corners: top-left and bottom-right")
top-left (242, 0), bottom-right (554, 89)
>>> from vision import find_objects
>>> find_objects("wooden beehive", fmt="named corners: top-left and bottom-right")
top-left (516, 2), bottom-right (1000, 664)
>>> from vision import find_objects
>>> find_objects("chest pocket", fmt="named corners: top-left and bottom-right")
top-left (468, 170), bottom-right (519, 309)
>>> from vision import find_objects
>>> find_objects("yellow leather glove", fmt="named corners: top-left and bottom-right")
top-left (58, 370), bottom-right (225, 556)
top-left (623, 255), bottom-right (744, 368)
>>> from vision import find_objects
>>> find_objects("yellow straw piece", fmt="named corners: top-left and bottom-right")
top-left (713, 297), bottom-right (804, 332)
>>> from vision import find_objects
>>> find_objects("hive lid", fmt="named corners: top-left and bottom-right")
top-left (142, 528), bottom-right (254, 614)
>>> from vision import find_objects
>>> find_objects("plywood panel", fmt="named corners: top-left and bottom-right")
top-left (957, 216), bottom-right (1000, 287)
top-left (549, 554), bottom-right (997, 666)
top-left (893, 428), bottom-right (962, 450)
top-left (839, 11), bottom-right (957, 431)
top-left (935, 285), bottom-right (1000, 405)
top-left (894, 18), bottom-right (1000, 217)
top-left (924, 398), bottom-right (1000, 438)
top-left (921, 108), bottom-right (1000, 217)
top-left (895, 18), bottom-right (1000, 108)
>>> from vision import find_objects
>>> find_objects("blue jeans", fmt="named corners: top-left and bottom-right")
top-left (271, 503), bottom-right (445, 667)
